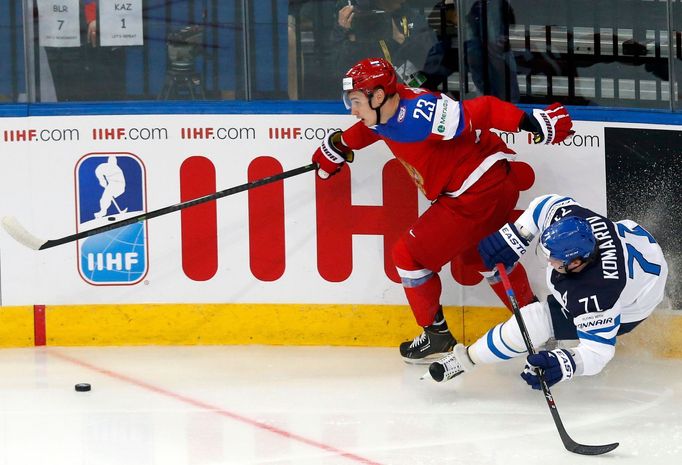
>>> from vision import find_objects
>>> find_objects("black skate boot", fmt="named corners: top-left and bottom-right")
top-left (399, 307), bottom-right (456, 364)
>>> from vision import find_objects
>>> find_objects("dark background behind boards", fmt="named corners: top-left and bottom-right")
top-left (605, 127), bottom-right (681, 309)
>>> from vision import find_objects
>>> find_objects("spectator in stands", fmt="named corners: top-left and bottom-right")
top-left (332, 0), bottom-right (439, 89)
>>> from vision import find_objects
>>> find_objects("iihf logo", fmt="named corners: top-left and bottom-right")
top-left (75, 153), bottom-right (148, 285)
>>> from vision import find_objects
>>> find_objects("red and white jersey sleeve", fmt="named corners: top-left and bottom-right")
top-left (462, 96), bottom-right (528, 133)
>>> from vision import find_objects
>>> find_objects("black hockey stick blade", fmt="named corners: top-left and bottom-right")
top-left (495, 264), bottom-right (619, 456)
top-left (2, 163), bottom-right (316, 251)
top-left (545, 382), bottom-right (619, 455)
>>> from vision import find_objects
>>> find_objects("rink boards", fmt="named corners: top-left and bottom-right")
top-left (0, 113), bottom-right (678, 348)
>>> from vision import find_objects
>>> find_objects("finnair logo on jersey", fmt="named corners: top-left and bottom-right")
top-left (577, 315), bottom-right (614, 330)
top-left (578, 317), bottom-right (613, 330)
top-left (75, 153), bottom-right (148, 285)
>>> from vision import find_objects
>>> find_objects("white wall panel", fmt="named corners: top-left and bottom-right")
top-left (0, 114), bottom-right (607, 306)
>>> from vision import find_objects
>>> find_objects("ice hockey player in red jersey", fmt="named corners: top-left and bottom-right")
top-left (311, 57), bottom-right (573, 363)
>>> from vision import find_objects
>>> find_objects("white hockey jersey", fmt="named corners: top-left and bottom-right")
top-left (515, 195), bottom-right (669, 376)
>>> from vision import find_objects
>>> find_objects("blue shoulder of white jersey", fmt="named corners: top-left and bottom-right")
top-left (374, 90), bottom-right (465, 143)
top-left (516, 194), bottom-right (579, 237)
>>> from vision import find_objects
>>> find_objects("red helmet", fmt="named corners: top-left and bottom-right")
top-left (343, 58), bottom-right (397, 99)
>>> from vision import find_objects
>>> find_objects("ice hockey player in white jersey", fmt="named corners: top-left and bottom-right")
top-left (427, 194), bottom-right (669, 388)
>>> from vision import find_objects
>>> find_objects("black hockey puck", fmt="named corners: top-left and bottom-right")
top-left (75, 383), bottom-right (91, 392)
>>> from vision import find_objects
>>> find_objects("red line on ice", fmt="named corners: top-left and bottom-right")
top-left (51, 350), bottom-right (384, 465)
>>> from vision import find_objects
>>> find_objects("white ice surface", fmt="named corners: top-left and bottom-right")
top-left (0, 345), bottom-right (680, 465)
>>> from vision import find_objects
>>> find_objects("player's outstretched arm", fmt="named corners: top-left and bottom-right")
top-left (462, 97), bottom-right (573, 145)
top-left (462, 95), bottom-right (527, 132)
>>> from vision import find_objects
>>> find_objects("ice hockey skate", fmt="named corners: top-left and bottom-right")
top-left (427, 343), bottom-right (475, 382)
top-left (399, 325), bottom-right (456, 363)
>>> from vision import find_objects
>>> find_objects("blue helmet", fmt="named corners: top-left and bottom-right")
top-left (540, 216), bottom-right (596, 265)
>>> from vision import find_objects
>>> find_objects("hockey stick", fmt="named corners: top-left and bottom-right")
top-left (2, 163), bottom-right (316, 251)
top-left (495, 263), bottom-right (619, 456)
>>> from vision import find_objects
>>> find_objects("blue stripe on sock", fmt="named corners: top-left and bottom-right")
top-left (400, 272), bottom-right (434, 288)
top-left (498, 323), bottom-right (525, 355)
top-left (487, 325), bottom-right (512, 360)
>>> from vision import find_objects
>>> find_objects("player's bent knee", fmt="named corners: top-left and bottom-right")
top-left (502, 301), bottom-right (554, 349)
top-left (392, 237), bottom-right (419, 270)
top-left (392, 237), bottom-right (438, 288)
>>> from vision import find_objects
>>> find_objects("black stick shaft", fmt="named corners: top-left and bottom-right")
top-left (495, 264), bottom-right (618, 455)
top-left (40, 163), bottom-right (317, 250)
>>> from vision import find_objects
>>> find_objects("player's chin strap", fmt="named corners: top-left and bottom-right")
top-left (562, 250), bottom-right (598, 274)
top-left (368, 90), bottom-right (395, 125)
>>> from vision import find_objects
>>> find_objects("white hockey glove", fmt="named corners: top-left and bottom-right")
top-left (521, 349), bottom-right (576, 390)
top-left (531, 103), bottom-right (574, 145)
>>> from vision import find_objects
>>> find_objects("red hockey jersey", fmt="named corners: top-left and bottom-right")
top-left (341, 85), bottom-right (526, 201)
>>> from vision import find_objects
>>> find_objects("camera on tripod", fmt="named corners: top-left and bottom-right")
top-left (160, 25), bottom-right (207, 100)
top-left (166, 25), bottom-right (204, 70)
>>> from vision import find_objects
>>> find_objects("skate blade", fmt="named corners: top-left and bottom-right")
top-left (402, 353), bottom-right (449, 366)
